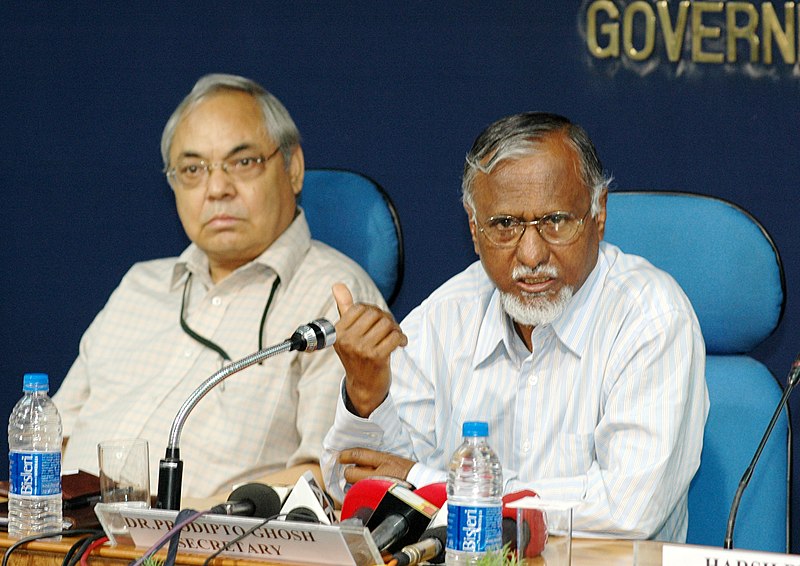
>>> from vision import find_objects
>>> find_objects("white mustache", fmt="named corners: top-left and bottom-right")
top-left (200, 204), bottom-right (248, 224)
top-left (512, 264), bottom-right (559, 280)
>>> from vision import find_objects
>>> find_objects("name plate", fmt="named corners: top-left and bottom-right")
top-left (121, 507), bottom-right (382, 566)
top-left (663, 543), bottom-right (800, 566)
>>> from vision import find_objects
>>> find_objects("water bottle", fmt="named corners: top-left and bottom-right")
top-left (7, 372), bottom-right (63, 538)
top-left (445, 421), bottom-right (503, 565)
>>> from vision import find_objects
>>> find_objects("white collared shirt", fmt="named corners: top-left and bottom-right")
top-left (323, 242), bottom-right (708, 541)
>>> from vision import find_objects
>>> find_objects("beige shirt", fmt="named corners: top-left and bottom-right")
top-left (54, 210), bottom-right (386, 498)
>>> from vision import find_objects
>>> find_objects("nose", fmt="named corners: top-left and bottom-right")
top-left (205, 165), bottom-right (236, 199)
top-left (514, 224), bottom-right (550, 268)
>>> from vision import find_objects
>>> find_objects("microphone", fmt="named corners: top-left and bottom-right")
top-left (340, 476), bottom-right (412, 522)
top-left (156, 319), bottom-right (336, 510)
top-left (724, 352), bottom-right (800, 549)
top-left (412, 482), bottom-right (447, 508)
top-left (209, 483), bottom-right (282, 519)
top-left (278, 471), bottom-right (337, 525)
top-left (390, 503), bottom-right (448, 566)
top-left (365, 483), bottom-right (439, 553)
top-left (502, 490), bottom-right (547, 558)
top-left (340, 479), bottom-right (445, 522)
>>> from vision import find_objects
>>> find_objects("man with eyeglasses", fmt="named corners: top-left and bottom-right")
top-left (53, 74), bottom-right (386, 498)
top-left (322, 113), bottom-right (708, 541)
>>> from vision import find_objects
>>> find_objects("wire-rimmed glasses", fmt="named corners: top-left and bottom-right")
top-left (473, 208), bottom-right (590, 247)
top-left (166, 146), bottom-right (281, 189)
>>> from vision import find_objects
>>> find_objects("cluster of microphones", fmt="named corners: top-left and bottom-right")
top-left (152, 318), bottom-right (550, 564)
top-left (207, 474), bottom-right (548, 566)
top-left (155, 318), bottom-right (800, 560)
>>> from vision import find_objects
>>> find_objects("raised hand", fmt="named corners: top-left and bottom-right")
top-left (332, 283), bottom-right (408, 417)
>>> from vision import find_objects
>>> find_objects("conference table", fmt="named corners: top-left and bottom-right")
top-left (0, 531), bottom-right (665, 565)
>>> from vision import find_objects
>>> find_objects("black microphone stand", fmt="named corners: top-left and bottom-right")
top-left (156, 320), bottom-right (335, 510)
top-left (723, 353), bottom-right (800, 549)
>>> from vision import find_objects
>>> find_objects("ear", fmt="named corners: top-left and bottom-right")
top-left (288, 146), bottom-right (305, 196)
top-left (464, 202), bottom-right (481, 256)
top-left (595, 189), bottom-right (608, 240)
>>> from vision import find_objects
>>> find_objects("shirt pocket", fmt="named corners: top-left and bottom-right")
top-left (554, 432), bottom-right (595, 476)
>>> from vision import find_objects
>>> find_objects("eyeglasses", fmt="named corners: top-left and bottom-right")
top-left (473, 208), bottom-right (590, 247)
top-left (166, 147), bottom-right (281, 189)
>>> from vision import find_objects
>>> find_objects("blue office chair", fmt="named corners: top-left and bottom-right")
top-left (604, 191), bottom-right (789, 552)
top-left (300, 168), bottom-right (404, 305)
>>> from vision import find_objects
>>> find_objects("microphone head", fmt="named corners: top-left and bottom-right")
top-left (290, 318), bottom-right (336, 351)
top-left (227, 483), bottom-right (282, 519)
top-left (502, 491), bottom-right (547, 558)
top-left (340, 477), bottom-right (398, 521)
top-left (413, 482), bottom-right (447, 508)
top-left (365, 483), bottom-right (439, 553)
top-left (285, 506), bottom-right (320, 523)
top-left (789, 352), bottom-right (800, 387)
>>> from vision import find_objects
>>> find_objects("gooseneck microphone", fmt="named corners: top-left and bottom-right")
top-left (156, 319), bottom-right (336, 510)
top-left (723, 352), bottom-right (800, 549)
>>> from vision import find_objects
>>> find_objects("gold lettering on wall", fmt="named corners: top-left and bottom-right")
top-left (587, 1), bottom-right (621, 57)
top-left (762, 2), bottom-right (796, 63)
top-left (692, 2), bottom-right (724, 63)
top-left (656, 1), bottom-right (690, 62)
top-left (624, 2), bottom-right (657, 60)
top-left (727, 2), bottom-right (760, 62)
top-left (583, 0), bottom-right (799, 73)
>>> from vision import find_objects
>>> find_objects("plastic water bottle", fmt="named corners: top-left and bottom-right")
top-left (445, 421), bottom-right (503, 565)
top-left (7, 373), bottom-right (63, 538)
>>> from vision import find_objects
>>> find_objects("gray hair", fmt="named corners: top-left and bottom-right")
top-left (160, 73), bottom-right (301, 170)
top-left (462, 112), bottom-right (612, 216)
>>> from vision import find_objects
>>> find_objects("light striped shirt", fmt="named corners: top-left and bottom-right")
top-left (54, 210), bottom-right (386, 498)
top-left (323, 242), bottom-right (708, 541)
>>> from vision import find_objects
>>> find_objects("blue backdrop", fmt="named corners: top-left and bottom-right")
top-left (1, 2), bottom-right (798, 550)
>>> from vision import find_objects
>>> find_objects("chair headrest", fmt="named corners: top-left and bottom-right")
top-left (301, 169), bottom-right (404, 305)
top-left (604, 191), bottom-right (784, 354)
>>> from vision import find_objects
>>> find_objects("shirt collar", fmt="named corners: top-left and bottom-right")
top-left (473, 289), bottom-right (522, 368)
top-left (170, 208), bottom-right (313, 290)
top-left (550, 242), bottom-right (609, 357)
top-left (472, 242), bottom-right (611, 366)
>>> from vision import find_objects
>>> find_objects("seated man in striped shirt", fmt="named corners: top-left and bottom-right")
top-left (53, 74), bottom-right (386, 499)
top-left (322, 112), bottom-right (709, 541)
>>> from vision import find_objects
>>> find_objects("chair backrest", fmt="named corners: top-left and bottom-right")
top-left (604, 191), bottom-right (789, 552)
top-left (300, 168), bottom-right (404, 305)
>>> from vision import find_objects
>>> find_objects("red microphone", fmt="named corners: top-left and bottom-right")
top-left (502, 490), bottom-right (547, 558)
top-left (340, 478), bottom-right (447, 521)
top-left (340, 477), bottom-right (399, 522)
top-left (340, 478), bottom-right (439, 553)
top-left (412, 482), bottom-right (447, 508)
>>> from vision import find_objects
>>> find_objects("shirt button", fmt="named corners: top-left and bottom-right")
top-left (211, 296), bottom-right (222, 306)
top-left (184, 349), bottom-right (193, 358)
top-left (522, 441), bottom-right (531, 453)
top-left (528, 375), bottom-right (538, 386)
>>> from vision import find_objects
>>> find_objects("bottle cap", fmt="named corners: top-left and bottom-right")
top-left (462, 421), bottom-right (489, 437)
top-left (23, 372), bottom-right (49, 392)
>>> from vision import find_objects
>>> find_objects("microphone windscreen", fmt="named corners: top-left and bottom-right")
top-left (285, 506), bottom-right (319, 523)
top-left (340, 477), bottom-right (397, 520)
top-left (227, 483), bottom-right (282, 519)
top-left (413, 482), bottom-right (447, 508)
top-left (502, 491), bottom-right (547, 558)
top-left (501, 489), bottom-right (538, 519)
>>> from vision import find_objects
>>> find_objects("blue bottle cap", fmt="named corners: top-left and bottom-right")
top-left (462, 421), bottom-right (489, 437)
top-left (23, 373), bottom-right (49, 392)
